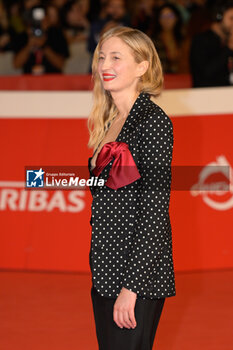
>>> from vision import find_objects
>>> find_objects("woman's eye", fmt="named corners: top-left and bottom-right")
top-left (98, 56), bottom-right (119, 60)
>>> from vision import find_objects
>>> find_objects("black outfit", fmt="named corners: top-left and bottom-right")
top-left (87, 92), bottom-right (176, 349)
top-left (88, 91), bottom-right (176, 300)
top-left (12, 26), bottom-right (69, 74)
top-left (190, 29), bottom-right (233, 87)
top-left (91, 285), bottom-right (165, 350)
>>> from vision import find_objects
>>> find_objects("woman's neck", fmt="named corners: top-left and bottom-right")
top-left (110, 90), bottom-right (140, 118)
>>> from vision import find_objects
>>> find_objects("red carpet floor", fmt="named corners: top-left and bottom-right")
top-left (0, 269), bottom-right (232, 350)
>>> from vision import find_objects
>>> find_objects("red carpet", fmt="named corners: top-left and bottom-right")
top-left (0, 269), bottom-right (232, 350)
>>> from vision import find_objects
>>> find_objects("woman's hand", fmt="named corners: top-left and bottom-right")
top-left (113, 287), bottom-right (137, 329)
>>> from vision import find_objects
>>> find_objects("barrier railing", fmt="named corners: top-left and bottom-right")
top-left (0, 74), bottom-right (192, 91)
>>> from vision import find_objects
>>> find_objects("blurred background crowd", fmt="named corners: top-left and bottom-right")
top-left (0, 0), bottom-right (233, 87)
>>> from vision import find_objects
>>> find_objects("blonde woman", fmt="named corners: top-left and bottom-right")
top-left (87, 26), bottom-right (176, 350)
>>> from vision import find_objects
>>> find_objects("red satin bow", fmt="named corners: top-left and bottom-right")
top-left (92, 141), bottom-right (141, 189)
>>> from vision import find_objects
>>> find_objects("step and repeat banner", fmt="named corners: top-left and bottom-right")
top-left (0, 82), bottom-right (232, 273)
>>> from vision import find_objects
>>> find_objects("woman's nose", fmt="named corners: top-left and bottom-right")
top-left (101, 57), bottom-right (112, 70)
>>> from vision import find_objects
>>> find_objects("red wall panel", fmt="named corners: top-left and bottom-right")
top-left (0, 114), bottom-right (232, 273)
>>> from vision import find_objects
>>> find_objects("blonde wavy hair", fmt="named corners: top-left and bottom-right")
top-left (87, 26), bottom-right (164, 152)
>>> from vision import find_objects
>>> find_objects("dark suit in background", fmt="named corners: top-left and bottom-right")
top-left (190, 29), bottom-right (233, 87)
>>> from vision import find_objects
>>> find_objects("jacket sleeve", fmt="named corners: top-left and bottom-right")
top-left (121, 108), bottom-right (174, 295)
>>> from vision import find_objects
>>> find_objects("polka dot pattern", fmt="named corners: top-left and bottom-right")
top-left (88, 92), bottom-right (176, 300)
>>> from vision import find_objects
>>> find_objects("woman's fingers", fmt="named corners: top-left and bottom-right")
top-left (119, 309), bottom-right (130, 328)
top-left (128, 308), bottom-right (137, 328)
top-left (113, 307), bottom-right (136, 329)
top-left (123, 310), bottom-right (132, 328)
top-left (113, 287), bottom-right (137, 329)
top-left (113, 309), bottom-right (123, 328)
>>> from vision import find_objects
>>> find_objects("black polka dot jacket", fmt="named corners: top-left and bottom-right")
top-left (88, 91), bottom-right (176, 300)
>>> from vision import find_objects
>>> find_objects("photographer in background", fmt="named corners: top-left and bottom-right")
top-left (190, 0), bottom-right (233, 87)
top-left (13, 5), bottom-right (69, 74)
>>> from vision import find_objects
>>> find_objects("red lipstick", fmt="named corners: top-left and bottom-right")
top-left (103, 73), bottom-right (116, 81)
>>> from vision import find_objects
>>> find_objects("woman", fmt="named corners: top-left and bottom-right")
top-left (87, 26), bottom-right (176, 350)
top-left (152, 3), bottom-right (188, 73)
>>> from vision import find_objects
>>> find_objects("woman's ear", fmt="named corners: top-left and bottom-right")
top-left (137, 60), bottom-right (149, 77)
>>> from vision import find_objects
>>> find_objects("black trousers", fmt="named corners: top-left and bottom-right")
top-left (90, 285), bottom-right (165, 350)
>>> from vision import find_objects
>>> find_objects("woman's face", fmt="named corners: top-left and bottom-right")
top-left (159, 7), bottom-right (177, 31)
top-left (98, 36), bottom-right (142, 94)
